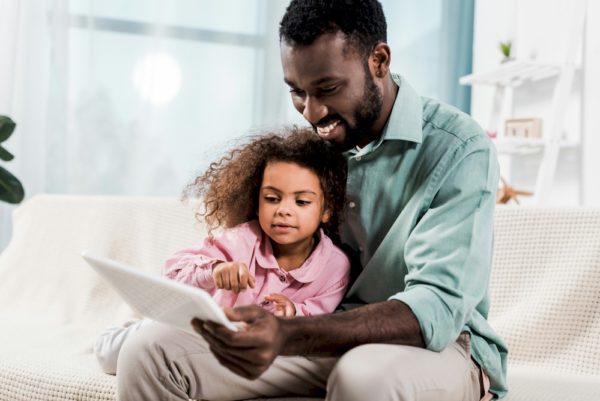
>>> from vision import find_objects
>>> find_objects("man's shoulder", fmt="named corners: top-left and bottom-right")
top-left (420, 97), bottom-right (489, 148)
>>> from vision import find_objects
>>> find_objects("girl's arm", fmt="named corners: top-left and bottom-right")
top-left (163, 223), bottom-right (257, 290)
top-left (163, 241), bottom-right (224, 290)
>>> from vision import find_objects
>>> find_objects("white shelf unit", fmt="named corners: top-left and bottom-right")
top-left (460, 0), bottom-right (587, 205)
top-left (459, 60), bottom-right (562, 87)
top-left (492, 137), bottom-right (579, 156)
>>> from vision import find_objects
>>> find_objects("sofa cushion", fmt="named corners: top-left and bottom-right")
top-left (489, 207), bottom-right (600, 378)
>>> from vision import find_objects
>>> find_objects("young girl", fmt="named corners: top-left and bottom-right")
top-left (94, 127), bottom-right (350, 374)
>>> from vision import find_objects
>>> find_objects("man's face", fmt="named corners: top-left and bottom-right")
top-left (281, 32), bottom-right (383, 151)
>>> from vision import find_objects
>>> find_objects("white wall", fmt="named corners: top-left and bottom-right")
top-left (583, 0), bottom-right (600, 205)
top-left (471, 0), bottom-right (599, 205)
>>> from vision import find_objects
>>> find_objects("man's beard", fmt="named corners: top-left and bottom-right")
top-left (329, 66), bottom-right (383, 152)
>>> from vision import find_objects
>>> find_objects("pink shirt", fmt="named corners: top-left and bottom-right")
top-left (163, 221), bottom-right (351, 316)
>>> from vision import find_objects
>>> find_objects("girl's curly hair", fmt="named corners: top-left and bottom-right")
top-left (186, 127), bottom-right (347, 240)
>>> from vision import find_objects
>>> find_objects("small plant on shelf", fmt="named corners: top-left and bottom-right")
top-left (499, 40), bottom-right (513, 63)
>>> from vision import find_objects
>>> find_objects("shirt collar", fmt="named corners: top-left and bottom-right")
top-left (384, 74), bottom-right (423, 144)
top-left (255, 228), bottom-right (330, 284)
top-left (346, 74), bottom-right (423, 157)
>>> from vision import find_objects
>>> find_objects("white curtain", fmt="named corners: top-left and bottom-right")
top-left (0, 0), bottom-right (291, 249)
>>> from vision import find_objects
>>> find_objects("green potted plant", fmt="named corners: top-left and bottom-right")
top-left (0, 115), bottom-right (25, 204)
top-left (499, 40), bottom-right (513, 63)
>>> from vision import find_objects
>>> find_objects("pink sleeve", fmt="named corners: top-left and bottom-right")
top-left (162, 225), bottom-right (255, 291)
top-left (293, 250), bottom-right (351, 317)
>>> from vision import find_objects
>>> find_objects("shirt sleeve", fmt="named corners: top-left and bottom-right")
top-left (390, 137), bottom-right (499, 352)
top-left (293, 251), bottom-right (351, 316)
top-left (162, 225), bottom-right (255, 291)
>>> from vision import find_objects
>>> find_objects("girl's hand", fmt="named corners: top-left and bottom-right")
top-left (212, 262), bottom-right (256, 294)
top-left (264, 293), bottom-right (296, 317)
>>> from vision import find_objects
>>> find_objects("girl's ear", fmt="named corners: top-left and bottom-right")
top-left (321, 209), bottom-right (331, 224)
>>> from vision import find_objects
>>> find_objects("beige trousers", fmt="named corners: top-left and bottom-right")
top-left (116, 322), bottom-right (489, 401)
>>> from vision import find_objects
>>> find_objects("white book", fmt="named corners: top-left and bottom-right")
top-left (81, 251), bottom-right (239, 333)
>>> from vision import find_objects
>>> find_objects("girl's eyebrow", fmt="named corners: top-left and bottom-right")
top-left (261, 186), bottom-right (317, 195)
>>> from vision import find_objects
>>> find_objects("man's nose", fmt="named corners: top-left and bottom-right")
top-left (302, 96), bottom-right (328, 125)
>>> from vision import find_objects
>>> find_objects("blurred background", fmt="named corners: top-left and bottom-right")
top-left (1, 0), bottom-right (598, 250)
top-left (0, 0), bottom-right (475, 249)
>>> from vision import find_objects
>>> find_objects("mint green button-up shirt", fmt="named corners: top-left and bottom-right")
top-left (340, 74), bottom-right (508, 398)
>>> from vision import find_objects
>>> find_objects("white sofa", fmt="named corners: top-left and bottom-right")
top-left (0, 195), bottom-right (598, 401)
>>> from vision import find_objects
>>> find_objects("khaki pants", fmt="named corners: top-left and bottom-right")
top-left (117, 322), bottom-right (490, 401)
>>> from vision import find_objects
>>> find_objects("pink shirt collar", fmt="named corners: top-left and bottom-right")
top-left (251, 222), bottom-right (331, 284)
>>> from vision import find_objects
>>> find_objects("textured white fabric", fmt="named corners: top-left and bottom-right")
top-left (490, 206), bottom-right (600, 400)
top-left (1, 197), bottom-right (599, 401)
top-left (502, 366), bottom-right (600, 401)
top-left (490, 206), bottom-right (600, 375)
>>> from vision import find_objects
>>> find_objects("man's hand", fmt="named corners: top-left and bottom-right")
top-left (264, 293), bottom-right (296, 317)
top-left (212, 261), bottom-right (256, 294)
top-left (191, 305), bottom-right (285, 380)
top-left (192, 301), bottom-right (425, 379)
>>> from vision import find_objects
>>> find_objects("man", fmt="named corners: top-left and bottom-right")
top-left (117, 1), bottom-right (507, 400)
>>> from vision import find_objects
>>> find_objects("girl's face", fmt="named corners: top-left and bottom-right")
top-left (258, 161), bottom-right (330, 252)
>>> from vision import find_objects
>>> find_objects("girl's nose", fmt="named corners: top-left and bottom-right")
top-left (276, 203), bottom-right (292, 216)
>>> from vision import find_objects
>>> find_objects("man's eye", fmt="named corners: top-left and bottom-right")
top-left (296, 200), bottom-right (311, 206)
top-left (319, 86), bottom-right (338, 95)
top-left (289, 88), bottom-right (305, 96)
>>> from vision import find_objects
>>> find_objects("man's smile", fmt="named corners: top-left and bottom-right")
top-left (316, 119), bottom-right (344, 141)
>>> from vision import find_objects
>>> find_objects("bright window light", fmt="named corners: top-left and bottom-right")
top-left (133, 52), bottom-right (182, 105)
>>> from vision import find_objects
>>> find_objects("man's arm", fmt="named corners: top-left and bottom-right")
top-left (192, 300), bottom-right (424, 379)
top-left (282, 300), bottom-right (424, 355)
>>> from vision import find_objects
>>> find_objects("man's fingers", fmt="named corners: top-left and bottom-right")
top-left (191, 318), bottom-right (204, 334)
top-left (200, 323), bottom-right (268, 368)
top-left (223, 305), bottom-right (264, 323)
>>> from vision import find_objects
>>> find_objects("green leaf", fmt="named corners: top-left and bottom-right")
top-left (0, 165), bottom-right (25, 204)
top-left (0, 145), bottom-right (14, 161)
top-left (0, 116), bottom-right (16, 143)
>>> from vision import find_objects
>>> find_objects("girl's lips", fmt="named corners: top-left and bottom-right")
top-left (272, 224), bottom-right (295, 233)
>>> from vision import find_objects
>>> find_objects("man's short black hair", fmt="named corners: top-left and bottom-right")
top-left (279, 0), bottom-right (387, 56)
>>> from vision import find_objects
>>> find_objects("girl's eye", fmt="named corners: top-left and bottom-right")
top-left (296, 200), bottom-right (311, 206)
top-left (264, 196), bottom-right (279, 203)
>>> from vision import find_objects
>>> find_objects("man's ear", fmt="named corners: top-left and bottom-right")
top-left (369, 42), bottom-right (391, 78)
top-left (321, 209), bottom-right (331, 224)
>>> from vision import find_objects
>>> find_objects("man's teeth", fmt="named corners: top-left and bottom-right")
top-left (317, 120), bottom-right (340, 135)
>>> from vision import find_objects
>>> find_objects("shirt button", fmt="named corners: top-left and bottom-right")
top-left (349, 201), bottom-right (356, 209)
top-left (355, 156), bottom-right (362, 161)
top-left (279, 275), bottom-right (286, 283)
